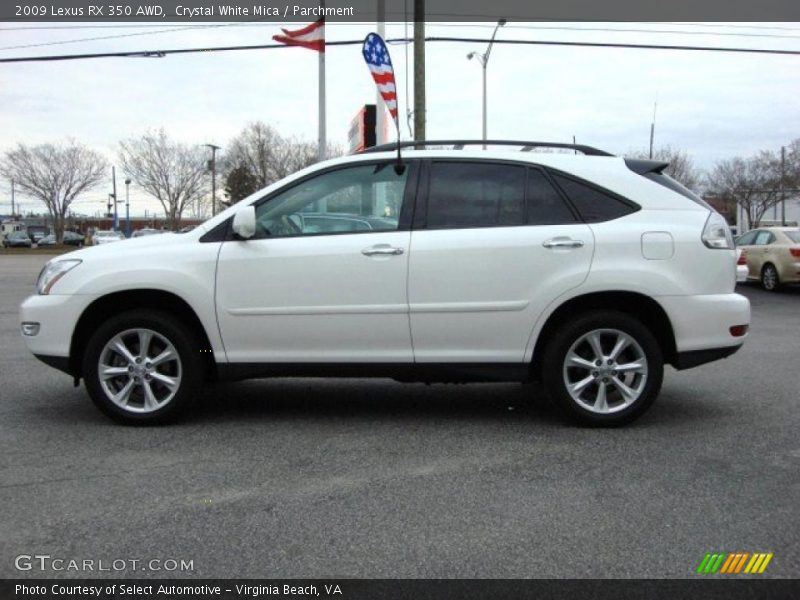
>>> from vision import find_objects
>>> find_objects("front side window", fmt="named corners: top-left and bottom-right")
top-left (426, 162), bottom-right (525, 229)
top-left (254, 163), bottom-right (407, 238)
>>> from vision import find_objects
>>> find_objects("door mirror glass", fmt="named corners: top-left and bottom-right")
top-left (232, 205), bottom-right (257, 239)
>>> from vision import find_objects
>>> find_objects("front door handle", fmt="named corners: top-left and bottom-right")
top-left (543, 238), bottom-right (585, 249)
top-left (362, 244), bottom-right (405, 257)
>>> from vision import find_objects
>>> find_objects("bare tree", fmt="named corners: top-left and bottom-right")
top-left (222, 122), bottom-right (340, 190)
top-left (118, 129), bottom-right (208, 230)
top-left (627, 145), bottom-right (702, 190)
top-left (707, 151), bottom-right (782, 229)
top-left (0, 141), bottom-right (107, 242)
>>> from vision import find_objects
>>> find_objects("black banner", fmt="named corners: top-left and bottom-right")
top-left (3, 0), bottom-right (800, 23)
top-left (4, 579), bottom-right (800, 600)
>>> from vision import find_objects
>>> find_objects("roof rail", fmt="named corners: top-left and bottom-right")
top-left (358, 140), bottom-right (614, 157)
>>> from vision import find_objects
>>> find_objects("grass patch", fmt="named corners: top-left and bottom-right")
top-left (0, 245), bottom-right (81, 256)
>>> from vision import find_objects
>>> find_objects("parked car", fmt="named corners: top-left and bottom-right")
top-left (38, 232), bottom-right (86, 248)
top-left (26, 226), bottom-right (50, 244)
top-left (735, 227), bottom-right (800, 291)
top-left (92, 230), bottom-right (125, 245)
top-left (19, 141), bottom-right (750, 426)
top-left (3, 231), bottom-right (32, 248)
top-left (132, 228), bottom-right (166, 238)
top-left (736, 248), bottom-right (748, 283)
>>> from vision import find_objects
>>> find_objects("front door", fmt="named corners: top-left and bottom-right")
top-left (215, 162), bottom-right (415, 363)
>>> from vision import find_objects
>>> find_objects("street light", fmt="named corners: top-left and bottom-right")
top-left (467, 18), bottom-right (506, 149)
top-left (124, 178), bottom-right (132, 238)
top-left (205, 144), bottom-right (221, 217)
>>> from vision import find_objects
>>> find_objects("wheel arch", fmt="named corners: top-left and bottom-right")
top-left (530, 291), bottom-right (678, 379)
top-left (69, 289), bottom-right (216, 380)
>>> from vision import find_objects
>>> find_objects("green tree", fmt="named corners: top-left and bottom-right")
top-left (222, 164), bottom-right (259, 207)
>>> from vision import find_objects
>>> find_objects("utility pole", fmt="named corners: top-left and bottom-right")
top-left (111, 166), bottom-right (118, 232)
top-left (649, 99), bottom-right (658, 159)
top-left (205, 144), bottom-right (221, 217)
top-left (125, 178), bottom-right (131, 238)
top-left (10, 179), bottom-right (14, 216)
top-left (376, 0), bottom-right (388, 145)
top-left (413, 0), bottom-right (425, 143)
top-left (780, 145), bottom-right (786, 226)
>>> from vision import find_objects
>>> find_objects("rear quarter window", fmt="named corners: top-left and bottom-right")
top-left (550, 173), bottom-right (639, 223)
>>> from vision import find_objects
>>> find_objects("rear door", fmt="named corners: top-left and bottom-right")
top-left (407, 160), bottom-right (594, 363)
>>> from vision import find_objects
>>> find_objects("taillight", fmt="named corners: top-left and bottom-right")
top-left (790, 247), bottom-right (800, 258)
top-left (730, 325), bottom-right (749, 337)
top-left (737, 250), bottom-right (747, 265)
top-left (702, 212), bottom-right (733, 249)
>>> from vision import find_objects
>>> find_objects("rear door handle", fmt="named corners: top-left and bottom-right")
top-left (543, 238), bottom-right (584, 249)
top-left (362, 244), bottom-right (405, 256)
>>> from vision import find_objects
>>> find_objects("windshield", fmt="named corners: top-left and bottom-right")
top-left (786, 231), bottom-right (800, 243)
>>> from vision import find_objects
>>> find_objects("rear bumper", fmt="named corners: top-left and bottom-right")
top-left (656, 292), bottom-right (750, 355)
top-left (673, 345), bottom-right (741, 370)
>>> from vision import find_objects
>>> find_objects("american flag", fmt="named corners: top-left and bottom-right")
top-left (362, 33), bottom-right (398, 124)
top-left (272, 18), bottom-right (325, 53)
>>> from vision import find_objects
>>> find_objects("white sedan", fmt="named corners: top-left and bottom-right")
top-left (92, 230), bottom-right (125, 245)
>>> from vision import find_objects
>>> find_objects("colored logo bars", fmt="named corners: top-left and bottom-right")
top-left (697, 552), bottom-right (773, 574)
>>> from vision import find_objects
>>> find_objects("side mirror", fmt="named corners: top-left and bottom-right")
top-left (232, 205), bottom-right (256, 239)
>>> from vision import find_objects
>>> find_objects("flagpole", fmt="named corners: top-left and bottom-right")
top-left (318, 42), bottom-right (326, 161)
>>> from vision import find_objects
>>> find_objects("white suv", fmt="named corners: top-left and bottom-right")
top-left (19, 141), bottom-right (750, 426)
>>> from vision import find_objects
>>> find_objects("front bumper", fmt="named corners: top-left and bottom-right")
top-left (656, 292), bottom-right (750, 355)
top-left (19, 293), bottom-right (96, 360)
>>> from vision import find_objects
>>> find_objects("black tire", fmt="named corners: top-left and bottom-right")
top-left (761, 263), bottom-right (781, 292)
top-left (541, 310), bottom-right (664, 427)
top-left (82, 309), bottom-right (203, 425)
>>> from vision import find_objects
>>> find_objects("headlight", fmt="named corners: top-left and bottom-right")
top-left (701, 212), bottom-right (734, 249)
top-left (36, 259), bottom-right (81, 295)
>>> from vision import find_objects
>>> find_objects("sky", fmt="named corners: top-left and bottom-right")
top-left (0, 21), bottom-right (798, 217)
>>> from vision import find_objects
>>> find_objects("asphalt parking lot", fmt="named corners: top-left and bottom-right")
top-left (1, 254), bottom-right (798, 579)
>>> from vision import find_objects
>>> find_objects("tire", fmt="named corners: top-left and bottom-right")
top-left (82, 309), bottom-right (203, 425)
top-left (761, 263), bottom-right (781, 292)
top-left (541, 310), bottom-right (664, 427)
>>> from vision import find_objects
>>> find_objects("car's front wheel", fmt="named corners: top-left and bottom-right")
top-left (541, 310), bottom-right (664, 426)
top-left (83, 310), bottom-right (202, 424)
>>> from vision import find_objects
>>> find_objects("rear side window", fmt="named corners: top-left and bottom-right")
top-left (753, 231), bottom-right (775, 245)
top-left (427, 162), bottom-right (525, 228)
top-left (551, 174), bottom-right (639, 223)
top-left (526, 169), bottom-right (578, 225)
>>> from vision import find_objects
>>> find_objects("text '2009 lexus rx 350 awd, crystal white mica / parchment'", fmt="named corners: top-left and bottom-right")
top-left (20, 141), bottom-right (750, 426)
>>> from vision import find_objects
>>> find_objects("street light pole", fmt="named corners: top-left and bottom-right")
top-left (125, 178), bottom-right (131, 238)
top-left (467, 18), bottom-right (506, 149)
top-left (205, 144), bottom-right (221, 217)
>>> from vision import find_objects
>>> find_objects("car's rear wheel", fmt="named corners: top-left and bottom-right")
top-left (761, 263), bottom-right (780, 292)
top-left (82, 310), bottom-right (202, 424)
top-left (541, 310), bottom-right (663, 426)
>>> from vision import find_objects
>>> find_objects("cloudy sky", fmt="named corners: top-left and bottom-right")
top-left (0, 21), bottom-right (798, 216)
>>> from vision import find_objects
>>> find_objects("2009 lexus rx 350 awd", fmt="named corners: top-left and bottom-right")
top-left (19, 141), bottom-right (750, 426)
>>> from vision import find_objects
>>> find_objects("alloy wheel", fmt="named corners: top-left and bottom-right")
top-left (97, 328), bottom-right (182, 413)
top-left (562, 328), bottom-right (648, 414)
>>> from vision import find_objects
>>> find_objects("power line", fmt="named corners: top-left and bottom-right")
top-left (1, 36), bottom-right (799, 63)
